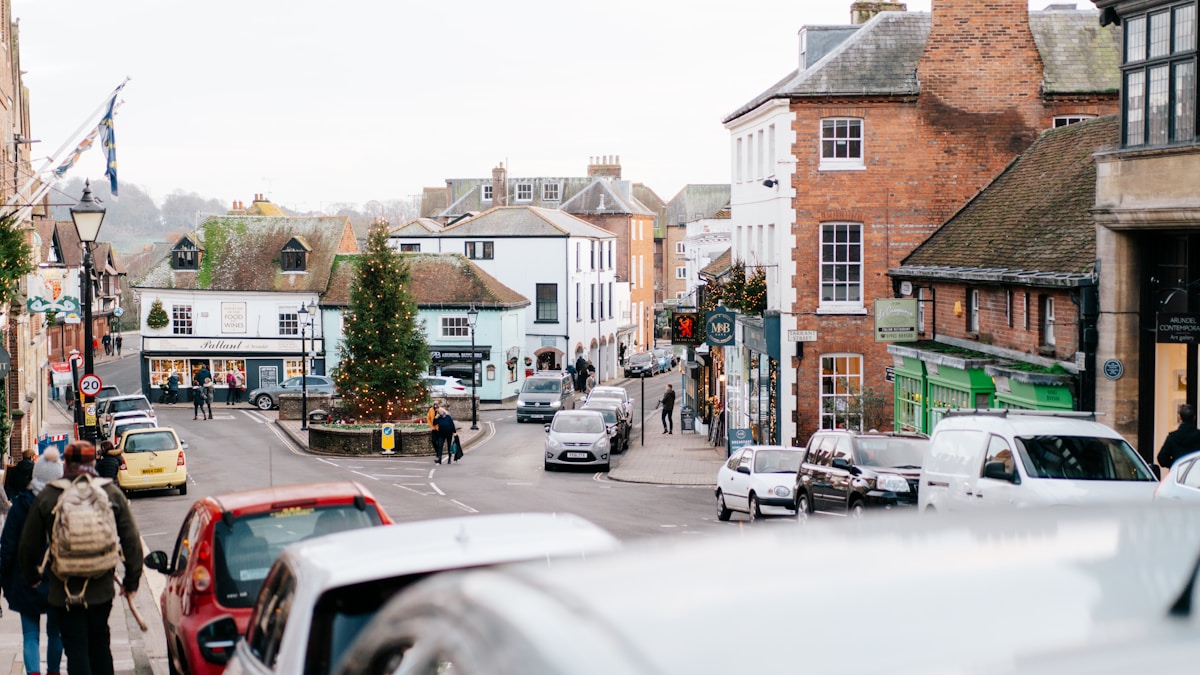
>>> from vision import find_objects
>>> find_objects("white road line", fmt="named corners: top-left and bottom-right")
top-left (317, 457), bottom-right (339, 466)
top-left (367, 474), bottom-right (425, 478)
top-left (242, 410), bottom-right (270, 424)
top-left (449, 499), bottom-right (477, 513)
top-left (268, 424), bottom-right (306, 455)
top-left (392, 483), bottom-right (434, 496)
top-left (351, 470), bottom-right (378, 481)
top-left (429, 482), bottom-right (445, 496)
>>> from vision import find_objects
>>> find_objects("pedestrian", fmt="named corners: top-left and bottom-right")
top-left (192, 380), bottom-right (208, 420)
top-left (0, 459), bottom-right (65, 675)
top-left (575, 355), bottom-right (588, 392)
top-left (101, 334), bottom-right (111, 356)
top-left (1159, 403), bottom-right (1200, 470)
top-left (203, 375), bottom-right (215, 418)
top-left (32, 448), bottom-right (64, 494)
top-left (4, 448), bottom-right (35, 501)
top-left (618, 342), bottom-right (626, 366)
top-left (167, 372), bottom-right (180, 404)
top-left (233, 370), bottom-right (245, 405)
top-left (225, 371), bottom-right (237, 405)
top-left (48, 369), bottom-right (60, 401)
top-left (657, 383), bottom-right (677, 434)
top-left (433, 406), bottom-right (457, 464)
top-left (91, 336), bottom-right (100, 358)
top-left (19, 440), bottom-right (143, 675)
top-left (586, 368), bottom-right (597, 394)
top-left (96, 441), bottom-right (121, 480)
top-left (114, 334), bottom-right (122, 356)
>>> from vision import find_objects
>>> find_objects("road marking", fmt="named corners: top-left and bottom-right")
top-left (317, 457), bottom-right (339, 466)
top-left (268, 424), bottom-right (306, 456)
top-left (430, 482), bottom-right (445, 496)
top-left (449, 499), bottom-right (477, 513)
top-left (351, 470), bottom-right (378, 481)
top-left (392, 483), bottom-right (435, 496)
top-left (243, 410), bottom-right (270, 424)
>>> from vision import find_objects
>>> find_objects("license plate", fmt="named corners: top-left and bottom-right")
top-left (566, 452), bottom-right (589, 459)
top-left (141, 467), bottom-right (164, 474)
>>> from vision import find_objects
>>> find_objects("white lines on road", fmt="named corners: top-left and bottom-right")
top-left (351, 470), bottom-right (378, 481)
top-left (392, 483), bottom-right (437, 496)
top-left (450, 499), bottom-right (477, 513)
top-left (430, 482), bottom-right (445, 496)
top-left (317, 457), bottom-right (340, 467)
top-left (242, 410), bottom-right (271, 424)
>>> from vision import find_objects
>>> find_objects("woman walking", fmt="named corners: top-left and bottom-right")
top-left (0, 461), bottom-right (64, 675)
top-left (97, 440), bottom-right (122, 480)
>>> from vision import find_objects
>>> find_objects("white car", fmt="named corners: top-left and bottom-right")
top-left (716, 444), bottom-right (807, 521)
top-left (421, 374), bottom-right (469, 397)
top-left (225, 513), bottom-right (618, 675)
top-left (1154, 449), bottom-right (1200, 502)
top-left (109, 415), bottom-right (158, 444)
top-left (98, 394), bottom-right (156, 437)
top-left (586, 385), bottom-right (633, 418)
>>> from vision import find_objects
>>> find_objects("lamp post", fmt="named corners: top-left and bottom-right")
top-left (71, 181), bottom-right (105, 443)
top-left (298, 301), bottom-right (316, 430)
top-left (467, 305), bottom-right (479, 430)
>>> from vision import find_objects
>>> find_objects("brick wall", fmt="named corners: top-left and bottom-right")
top-left (927, 282), bottom-right (1080, 359)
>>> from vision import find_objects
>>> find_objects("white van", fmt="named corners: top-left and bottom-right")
top-left (919, 410), bottom-right (1158, 513)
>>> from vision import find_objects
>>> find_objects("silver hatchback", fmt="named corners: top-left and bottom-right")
top-left (544, 410), bottom-right (612, 472)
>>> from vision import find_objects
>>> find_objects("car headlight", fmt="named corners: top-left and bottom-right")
top-left (547, 438), bottom-right (563, 450)
top-left (771, 486), bottom-right (792, 498)
top-left (517, 399), bottom-right (528, 407)
top-left (597, 437), bottom-right (609, 450)
top-left (875, 474), bottom-right (910, 492)
top-left (550, 400), bottom-right (562, 408)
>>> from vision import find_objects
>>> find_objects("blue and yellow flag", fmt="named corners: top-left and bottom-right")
top-left (97, 81), bottom-right (125, 197)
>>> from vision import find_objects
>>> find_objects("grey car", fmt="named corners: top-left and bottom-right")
top-left (248, 375), bottom-right (337, 410)
top-left (544, 410), bottom-right (612, 472)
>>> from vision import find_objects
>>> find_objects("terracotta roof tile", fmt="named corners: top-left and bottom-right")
top-left (322, 253), bottom-right (529, 310)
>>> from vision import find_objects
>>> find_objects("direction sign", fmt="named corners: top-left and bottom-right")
top-left (114, 307), bottom-right (124, 317)
top-left (380, 423), bottom-right (395, 454)
top-left (79, 374), bottom-right (103, 397)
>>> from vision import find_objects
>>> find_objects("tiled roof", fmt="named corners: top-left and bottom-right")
top-left (725, 8), bottom-right (1118, 123)
top-left (700, 247), bottom-right (733, 278)
top-left (321, 253), bottom-right (529, 309)
top-left (136, 215), bottom-right (357, 292)
top-left (664, 185), bottom-right (732, 226)
top-left (897, 115), bottom-right (1119, 277)
top-left (560, 180), bottom-right (656, 216)
top-left (389, 218), bottom-right (442, 236)
top-left (416, 206), bottom-right (616, 239)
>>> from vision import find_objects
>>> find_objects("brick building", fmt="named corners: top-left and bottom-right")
top-left (722, 0), bottom-right (1120, 446)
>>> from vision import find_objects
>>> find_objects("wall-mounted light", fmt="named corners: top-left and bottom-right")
top-left (762, 177), bottom-right (778, 188)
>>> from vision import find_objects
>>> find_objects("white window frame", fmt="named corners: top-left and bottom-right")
top-left (675, 266), bottom-right (687, 279)
top-left (1053, 115), bottom-right (1095, 128)
top-left (541, 182), bottom-right (561, 202)
top-left (171, 304), bottom-right (193, 336)
top-left (818, 222), bottom-right (865, 313)
top-left (676, 242), bottom-right (686, 254)
top-left (819, 118), bottom-right (865, 170)
top-left (968, 289), bottom-right (980, 333)
top-left (481, 184), bottom-right (493, 202)
top-left (516, 183), bottom-right (533, 202)
top-left (279, 308), bottom-right (300, 336)
top-left (1043, 296), bottom-right (1056, 347)
top-left (820, 353), bottom-right (863, 431)
top-left (440, 315), bottom-right (470, 338)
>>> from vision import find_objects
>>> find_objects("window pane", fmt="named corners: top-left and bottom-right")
top-left (1151, 11), bottom-right (1171, 58)
top-left (1127, 16), bottom-right (1147, 62)
top-left (1126, 71), bottom-right (1146, 145)
top-left (1149, 64), bottom-right (1170, 144)
top-left (1176, 61), bottom-right (1197, 141)
top-left (1177, 5), bottom-right (1196, 54)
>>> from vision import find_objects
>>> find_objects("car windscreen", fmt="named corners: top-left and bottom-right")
top-left (110, 398), bottom-right (151, 414)
top-left (213, 504), bottom-right (383, 609)
top-left (590, 391), bottom-right (625, 403)
top-left (630, 353), bottom-right (653, 364)
top-left (309, 575), bottom-right (419, 675)
top-left (852, 437), bottom-right (928, 469)
top-left (522, 379), bottom-right (562, 394)
top-left (123, 432), bottom-right (178, 453)
top-left (753, 450), bottom-right (804, 473)
top-left (552, 415), bottom-right (605, 434)
top-left (1015, 435), bottom-right (1155, 481)
top-left (115, 423), bottom-right (155, 438)
top-left (584, 406), bottom-right (618, 424)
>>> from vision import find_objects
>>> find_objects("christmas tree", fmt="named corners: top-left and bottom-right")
top-left (146, 298), bottom-right (169, 329)
top-left (334, 221), bottom-right (430, 421)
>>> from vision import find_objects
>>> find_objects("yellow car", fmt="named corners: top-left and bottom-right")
top-left (117, 427), bottom-right (188, 495)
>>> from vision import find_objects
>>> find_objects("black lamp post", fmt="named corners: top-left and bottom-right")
top-left (467, 305), bottom-right (479, 430)
top-left (298, 301), bottom-right (316, 430)
top-left (71, 181), bottom-right (105, 443)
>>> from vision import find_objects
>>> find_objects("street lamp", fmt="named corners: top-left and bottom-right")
top-left (298, 301), bottom-right (317, 430)
top-left (467, 305), bottom-right (479, 430)
top-left (71, 181), bottom-right (105, 443)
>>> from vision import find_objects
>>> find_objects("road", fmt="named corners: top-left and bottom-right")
top-left (96, 356), bottom-right (756, 555)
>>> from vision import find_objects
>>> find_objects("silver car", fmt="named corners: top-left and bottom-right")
top-left (544, 410), bottom-right (612, 472)
top-left (248, 375), bottom-right (337, 410)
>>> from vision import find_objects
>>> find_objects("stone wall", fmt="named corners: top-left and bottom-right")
top-left (308, 425), bottom-right (434, 457)
top-left (279, 392), bottom-right (334, 421)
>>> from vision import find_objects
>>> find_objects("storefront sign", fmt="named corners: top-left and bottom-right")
top-left (222, 302), bottom-right (247, 333)
top-left (430, 346), bottom-right (491, 363)
top-left (672, 312), bottom-right (701, 346)
top-left (728, 428), bottom-right (754, 456)
top-left (26, 267), bottom-right (80, 314)
top-left (1156, 313), bottom-right (1200, 344)
top-left (874, 299), bottom-right (918, 342)
top-left (705, 310), bottom-right (735, 347)
top-left (143, 336), bottom-right (303, 353)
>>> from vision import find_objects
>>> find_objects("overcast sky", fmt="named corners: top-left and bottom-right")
top-left (14, 0), bottom-right (1056, 213)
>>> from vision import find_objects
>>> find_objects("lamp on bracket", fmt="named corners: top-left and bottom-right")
top-left (762, 176), bottom-right (778, 188)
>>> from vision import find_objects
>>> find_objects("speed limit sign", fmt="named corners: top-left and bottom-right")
top-left (79, 373), bottom-right (103, 397)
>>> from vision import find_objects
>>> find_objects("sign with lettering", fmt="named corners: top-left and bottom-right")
top-left (788, 330), bottom-right (817, 342)
top-left (874, 298), bottom-right (919, 342)
top-left (143, 336), bottom-right (304, 353)
top-left (672, 312), bottom-right (701, 346)
top-left (1157, 313), bottom-right (1200, 344)
top-left (728, 428), bottom-right (754, 457)
top-left (258, 366), bottom-right (279, 390)
top-left (705, 310), bottom-right (735, 347)
top-left (222, 302), bottom-right (247, 333)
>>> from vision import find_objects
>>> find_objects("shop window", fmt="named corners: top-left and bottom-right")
top-left (172, 305), bottom-right (193, 335)
top-left (820, 353), bottom-right (862, 430)
top-left (284, 358), bottom-right (304, 379)
top-left (149, 358), bottom-right (189, 388)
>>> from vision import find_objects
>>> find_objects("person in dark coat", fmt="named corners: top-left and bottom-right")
top-left (0, 460), bottom-right (64, 675)
top-left (658, 384), bottom-right (677, 434)
top-left (96, 440), bottom-right (121, 480)
top-left (433, 406), bottom-right (457, 465)
top-left (1159, 403), bottom-right (1200, 469)
top-left (20, 441), bottom-right (143, 675)
top-left (4, 449), bottom-right (35, 501)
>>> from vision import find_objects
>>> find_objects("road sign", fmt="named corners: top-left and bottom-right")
top-left (114, 307), bottom-right (124, 317)
top-left (788, 330), bottom-right (817, 342)
top-left (79, 373), bottom-right (103, 397)
top-left (380, 423), bottom-right (395, 454)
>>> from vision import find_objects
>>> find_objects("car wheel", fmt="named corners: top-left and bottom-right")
top-left (255, 394), bottom-right (274, 410)
top-left (178, 482), bottom-right (187, 496)
top-left (717, 491), bottom-right (732, 521)
top-left (849, 499), bottom-right (865, 519)
top-left (795, 492), bottom-right (811, 521)
top-left (749, 494), bottom-right (762, 521)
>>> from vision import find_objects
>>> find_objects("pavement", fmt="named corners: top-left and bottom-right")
top-left (2, 342), bottom-right (722, 674)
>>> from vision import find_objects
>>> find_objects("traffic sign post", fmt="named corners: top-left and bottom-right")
top-left (380, 423), bottom-right (395, 455)
top-left (79, 374), bottom-right (103, 397)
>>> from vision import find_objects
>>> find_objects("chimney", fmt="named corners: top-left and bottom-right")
top-left (492, 163), bottom-right (508, 207)
top-left (919, 0), bottom-right (1043, 116)
top-left (587, 155), bottom-right (622, 180)
top-left (850, 2), bottom-right (906, 24)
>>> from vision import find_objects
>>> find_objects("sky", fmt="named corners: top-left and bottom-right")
top-left (12, 0), bottom-right (1055, 213)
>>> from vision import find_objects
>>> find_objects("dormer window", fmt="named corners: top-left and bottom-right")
top-left (171, 236), bottom-right (203, 271)
top-left (282, 236), bottom-right (311, 272)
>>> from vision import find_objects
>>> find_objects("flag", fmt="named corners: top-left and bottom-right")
top-left (52, 127), bottom-right (98, 179)
top-left (97, 81), bottom-right (125, 197)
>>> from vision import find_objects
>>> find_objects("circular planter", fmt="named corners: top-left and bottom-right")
top-left (308, 424), bottom-right (433, 457)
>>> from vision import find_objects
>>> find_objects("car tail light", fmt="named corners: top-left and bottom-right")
top-left (192, 540), bottom-right (213, 594)
top-left (118, 458), bottom-right (127, 471)
top-left (197, 616), bottom-right (239, 665)
top-left (177, 451), bottom-right (186, 466)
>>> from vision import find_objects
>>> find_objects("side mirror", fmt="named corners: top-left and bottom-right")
top-left (983, 461), bottom-right (1017, 483)
top-left (831, 457), bottom-right (853, 472)
top-left (736, 466), bottom-right (751, 475)
top-left (144, 550), bottom-right (171, 574)
top-left (1151, 464), bottom-right (1163, 481)
top-left (607, 424), bottom-right (617, 436)
top-left (544, 424), bottom-right (551, 433)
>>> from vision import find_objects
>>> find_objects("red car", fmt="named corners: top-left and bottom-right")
top-left (144, 482), bottom-right (393, 675)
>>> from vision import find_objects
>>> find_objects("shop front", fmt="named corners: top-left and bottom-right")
top-left (141, 336), bottom-right (324, 404)
top-left (731, 314), bottom-right (780, 446)
top-left (429, 345), bottom-right (491, 398)
top-left (886, 343), bottom-right (996, 434)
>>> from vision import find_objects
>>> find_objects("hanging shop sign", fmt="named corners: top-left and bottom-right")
top-left (875, 298), bottom-right (919, 342)
top-left (1156, 313), bottom-right (1200, 344)
top-left (705, 309), bottom-right (735, 347)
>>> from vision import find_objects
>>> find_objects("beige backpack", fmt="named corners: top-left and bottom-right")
top-left (41, 475), bottom-right (121, 604)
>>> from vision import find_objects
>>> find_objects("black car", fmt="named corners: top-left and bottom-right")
top-left (623, 352), bottom-right (656, 378)
top-left (580, 399), bottom-right (630, 454)
top-left (794, 430), bottom-right (929, 518)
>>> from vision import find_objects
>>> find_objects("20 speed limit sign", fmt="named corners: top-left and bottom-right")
top-left (78, 374), bottom-right (103, 397)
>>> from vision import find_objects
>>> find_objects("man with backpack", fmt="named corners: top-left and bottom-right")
top-left (19, 440), bottom-right (143, 675)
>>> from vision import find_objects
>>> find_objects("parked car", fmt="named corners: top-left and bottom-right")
top-left (330, 505), bottom-right (1200, 675)
top-left (586, 385), bottom-right (633, 418)
top-left (650, 348), bottom-right (674, 373)
top-left (110, 415), bottom-right (158, 445)
top-left (420, 373), bottom-right (469, 397)
top-left (920, 409), bottom-right (1158, 513)
top-left (226, 513), bottom-right (619, 675)
top-left (716, 444), bottom-right (807, 521)
top-left (796, 429), bottom-right (929, 518)
top-left (96, 384), bottom-right (122, 404)
top-left (623, 352), bottom-right (656, 378)
top-left (142, 482), bottom-right (392, 675)
top-left (248, 374), bottom-right (337, 410)
top-left (544, 409), bottom-right (612, 472)
top-left (116, 427), bottom-right (188, 496)
top-left (516, 371), bottom-right (575, 423)
top-left (1154, 449), bottom-right (1200, 502)
top-left (580, 399), bottom-right (630, 454)
top-left (99, 393), bottom-right (156, 438)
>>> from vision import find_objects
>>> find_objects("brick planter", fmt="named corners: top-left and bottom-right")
top-left (278, 392), bottom-right (334, 421)
top-left (308, 425), bottom-right (433, 457)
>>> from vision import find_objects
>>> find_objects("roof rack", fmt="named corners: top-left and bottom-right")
top-left (938, 408), bottom-right (1100, 421)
